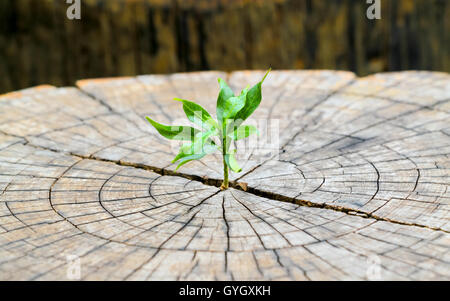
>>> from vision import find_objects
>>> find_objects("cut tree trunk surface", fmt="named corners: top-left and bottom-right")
top-left (0, 70), bottom-right (449, 280)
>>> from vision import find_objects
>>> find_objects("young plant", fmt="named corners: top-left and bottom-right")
top-left (146, 69), bottom-right (270, 190)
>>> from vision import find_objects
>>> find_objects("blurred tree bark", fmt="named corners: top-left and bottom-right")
top-left (0, 0), bottom-right (449, 93)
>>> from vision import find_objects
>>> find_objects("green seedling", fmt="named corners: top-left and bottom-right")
top-left (146, 69), bottom-right (270, 190)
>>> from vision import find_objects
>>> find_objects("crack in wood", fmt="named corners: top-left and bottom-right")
top-left (1, 132), bottom-right (446, 235)
top-left (1, 71), bottom-right (449, 280)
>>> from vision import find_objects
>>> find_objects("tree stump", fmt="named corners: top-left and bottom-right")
top-left (0, 70), bottom-right (449, 280)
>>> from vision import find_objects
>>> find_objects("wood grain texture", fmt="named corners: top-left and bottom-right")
top-left (0, 70), bottom-right (449, 280)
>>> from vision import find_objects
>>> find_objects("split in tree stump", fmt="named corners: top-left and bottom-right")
top-left (0, 70), bottom-right (449, 280)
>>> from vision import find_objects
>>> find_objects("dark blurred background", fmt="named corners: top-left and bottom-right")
top-left (0, 0), bottom-right (449, 93)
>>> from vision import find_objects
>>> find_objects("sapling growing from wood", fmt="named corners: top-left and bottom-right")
top-left (146, 69), bottom-right (270, 190)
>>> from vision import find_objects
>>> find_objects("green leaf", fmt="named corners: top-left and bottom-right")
top-left (221, 96), bottom-right (246, 121)
top-left (224, 151), bottom-right (242, 173)
top-left (146, 117), bottom-right (200, 141)
top-left (173, 138), bottom-right (218, 171)
top-left (218, 88), bottom-right (249, 138)
top-left (146, 70), bottom-right (268, 176)
top-left (172, 131), bottom-right (219, 167)
top-left (218, 78), bottom-right (235, 101)
top-left (234, 69), bottom-right (270, 126)
top-left (191, 130), bottom-right (218, 153)
top-left (216, 78), bottom-right (236, 124)
top-left (171, 143), bottom-right (193, 163)
top-left (220, 88), bottom-right (247, 135)
top-left (231, 125), bottom-right (258, 140)
top-left (175, 153), bottom-right (207, 171)
top-left (175, 98), bottom-right (219, 131)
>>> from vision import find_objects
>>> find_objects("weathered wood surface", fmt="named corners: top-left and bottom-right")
top-left (0, 70), bottom-right (449, 280)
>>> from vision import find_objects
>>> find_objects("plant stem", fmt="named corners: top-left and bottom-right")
top-left (221, 134), bottom-right (229, 190)
top-left (222, 155), bottom-right (229, 189)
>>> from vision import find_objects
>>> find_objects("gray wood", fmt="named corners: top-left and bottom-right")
top-left (0, 70), bottom-right (449, 280)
